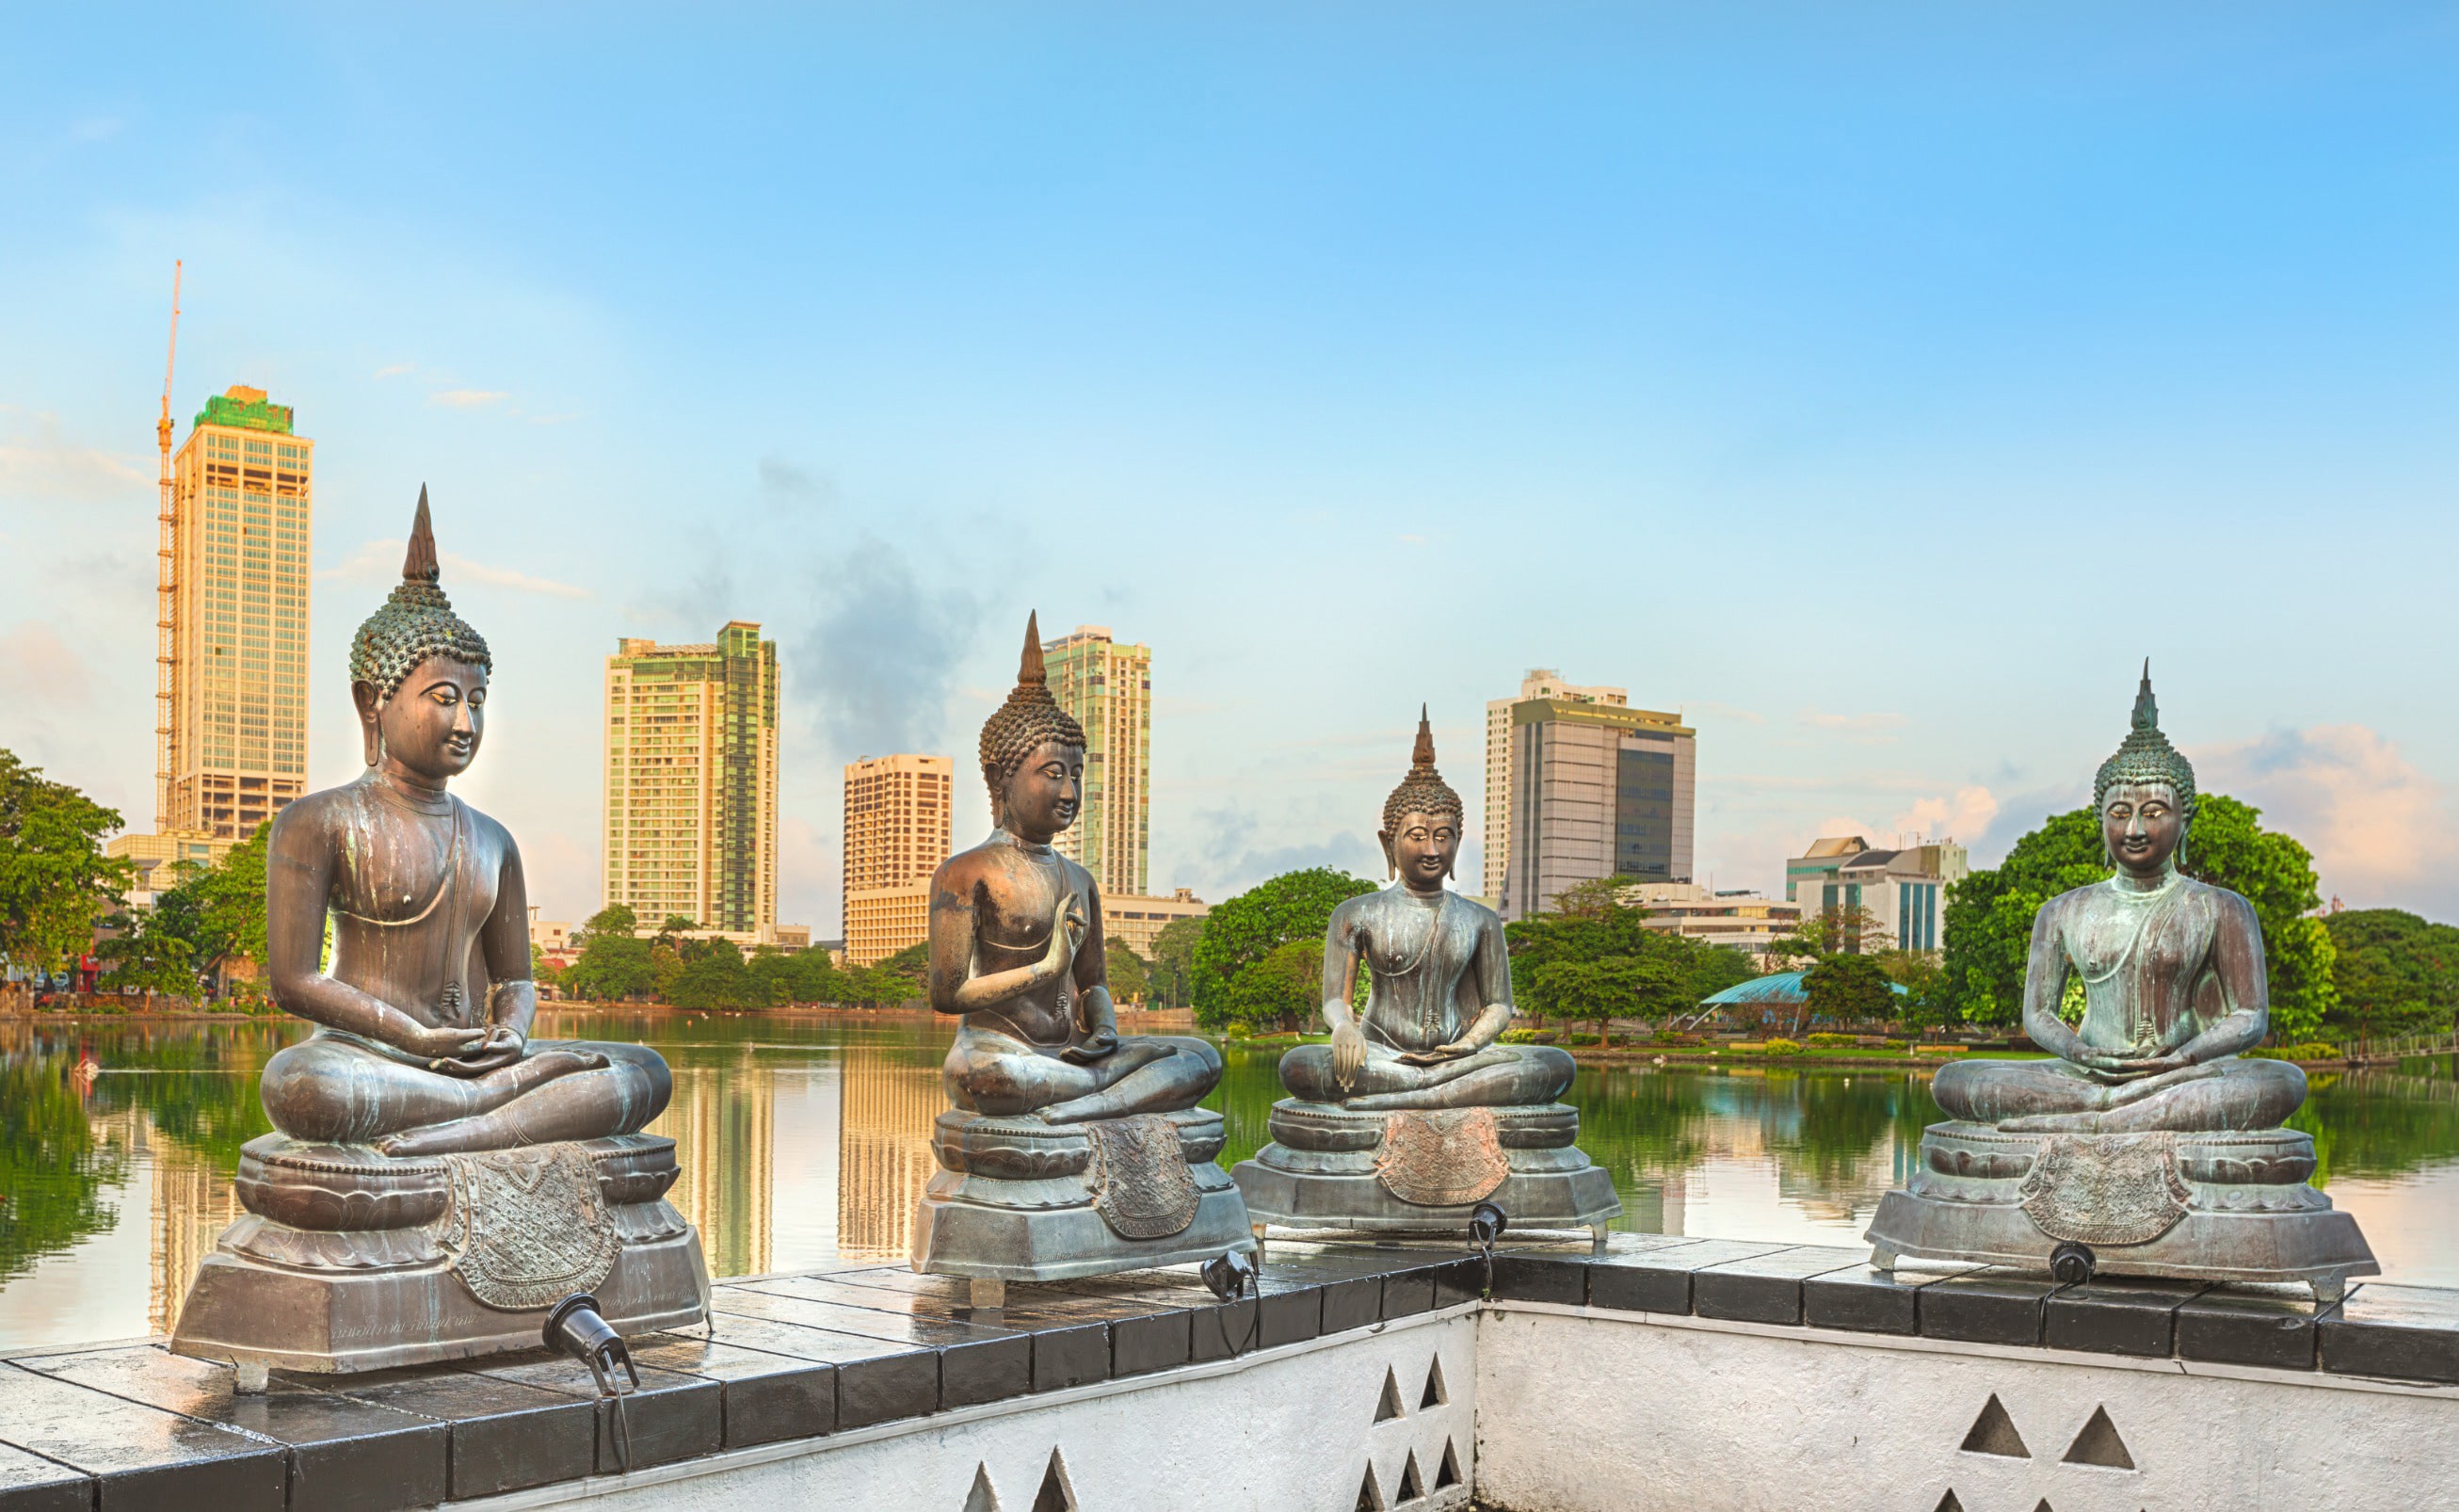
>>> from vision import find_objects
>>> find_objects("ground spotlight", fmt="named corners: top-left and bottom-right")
top-left (1468, 1201), bottom-right (1508, 1251)
top-left (1201, 1248), bottom-right (1258, 1303)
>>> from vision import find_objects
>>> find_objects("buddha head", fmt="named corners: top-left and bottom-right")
top-left (347, 490), bottom-right (493, 780)
top-left (2093, 662), bottom-right (2196, 877)
top-left (1380, 707), bottom-right (1463, 892)
top-left (978, 612), bottom-right (1086, 844)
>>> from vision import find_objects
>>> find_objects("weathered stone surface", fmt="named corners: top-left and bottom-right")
top-left (0, 1440), bottom-right (93, 1512)
top-left (2174, 1283), bottom-right (2328, 1372)
top-left (1692, 1246), bottom-right (1866, 1327)
top-left (1584, 1239), bottom-right (1792, 1315)
top-left (1802, 1263), bottom-right (1974, 1336)
top-left (17, 1345), bottom-right (445, 1512)
top-left (314, 1365), bottom-right (594, 1499)
top-left (1916, 1269), bottom-right (2065, 1346)
top-left (2044, 1277), bottom-right (2210, 1358)
top-left (0, 1361), bottom-right (285, 1512)
top-left (2320, 1282), bottom-right (2459, 1384)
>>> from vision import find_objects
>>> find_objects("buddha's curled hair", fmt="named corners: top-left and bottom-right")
top-left (979, 611), bottom-right (1087, 807)
top-left (347, 488), bottom-right (491, 701)
top-left (2094, 661), bottom-right (2196, 823)
top-left (1382, 706), bottom-right (1465, 834)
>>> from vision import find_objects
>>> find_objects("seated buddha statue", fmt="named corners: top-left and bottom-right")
top-left (256, 494), bottom-right (670, 1156)
top-left (1233, 714), bottom-right (1616, 1236)
top-left (1930, 668), bottom-right (2304, 1134)
top-left (174, 492), bottom-right (704, 1377)
top-left (1279, 712), bottom-right (1575, 1111)
top-left (927, 614), bottom-right (1222, 1121)
top-left (1868, 668), bottom-right (2372, 1295)
top-left (911, 615), bottom-right (1247, 1286)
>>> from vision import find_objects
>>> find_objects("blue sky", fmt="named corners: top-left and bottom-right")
top-left (4, 5), bottom-right (2455, 932)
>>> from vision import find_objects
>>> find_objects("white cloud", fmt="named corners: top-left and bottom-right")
top-left (1798, 708), bottom-right (1906, 741)
top-left (428, 389), bottom-right (509, 409)
top-left (0, 414), bottom-right (148, 500)
top-left (317, 539), bottom-right (587, 599)
top-left (1892, 785), bottom-right (2000, 847)
top-left (2195, 724), bottom-right (2456, 907)
top-left (373, 362), bottom-right (414, 379)
top-left (0, 620), bottom-right (93, 707)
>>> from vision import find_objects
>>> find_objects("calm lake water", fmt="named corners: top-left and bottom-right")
top-left (6, 1009), bottom-right (2458, 1351)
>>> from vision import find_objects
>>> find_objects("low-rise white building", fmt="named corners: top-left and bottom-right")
top-left (1783, 836), bottom-right (1969, 954)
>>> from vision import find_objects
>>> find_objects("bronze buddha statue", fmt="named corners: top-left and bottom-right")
top-left (1866, 668), bottom-right (2373, 1295)
top-left (256, 496), bottom-right (668, 1154)
top-left (173, 494), bottom-right (707, 1376)
top-left (909, 615), bottom-right (1251, 1291)
top-left (1233, 713), bottom-right (1618, 1238)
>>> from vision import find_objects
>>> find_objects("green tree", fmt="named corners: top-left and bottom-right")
top-left (0, 752), bottom-right (133, 973)
top-left (2320, 909), bottom-right (2459, 1040)
top-left (1763, 905), bottom-right (1892, 970)
top-left (1687, 945), bottom-right (1759, 1005)
top-left (1227, 938), bottom-right (1326, 1031)
top-left (1105, 941), bottom-right (1151, 1005)
top-left (1801, 953), bottom-right (1898, 1030)
top-left (1531, 954), bottom-right (1690, 1044)
top-left (98, 907), bottom-right (197, 1007)
top-left (1191, 868), bottom-right (1374, 1030)
top-left (1149, 916), bottom-right (1205, 1009)
top-left (649, 942), bottom-right (683, 1001)
top-left (145, 826), bottom-right (271, 989)
top-left (562, 905), bottom-right (656, 1002)
top-left (669, 940), bottom-right (755, 1009)
top-left (1940, 795), bottom-right (2337, 1039)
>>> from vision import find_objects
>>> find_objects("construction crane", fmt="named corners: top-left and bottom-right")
top-left (154, 261), bottom-right (180, 831)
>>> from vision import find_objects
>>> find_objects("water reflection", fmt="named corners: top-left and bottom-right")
top-left (5, 1013), bottom-right (2458, 1352)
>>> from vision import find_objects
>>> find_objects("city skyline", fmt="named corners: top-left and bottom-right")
top-left (6, 9), bottom-right (2456, 930)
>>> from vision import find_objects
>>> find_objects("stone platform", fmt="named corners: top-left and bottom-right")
top-left (1865, 1119), bottom-right (2379, 1297)
top-left (17, 1232), bottom-right (2459, 1510)
top-left (1234, 1100), bottom-right (1622, 1236)
top-left (910, 1107), bottom-right (1256, 1282)
top-left (171, 1134), bottom-right (712, 1375)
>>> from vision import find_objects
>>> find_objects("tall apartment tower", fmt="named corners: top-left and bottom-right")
top-left (603, 622), bottom-right (779, 940)
top-left (160, 386), bottom-right (313, 839)
top-left (1500, 695), bottom-right (1695, 922)
top-left (842, 754), bottom-right (954, 966)
top-left (1042, 624), bottom-right (1151, 896)
top-left (1482, 669), bottom-right (1628, 904)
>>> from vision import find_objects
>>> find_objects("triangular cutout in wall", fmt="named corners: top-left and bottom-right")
top-left (1436, 1439), bottom-right (1462, 1489)
top-left (1932, 1493), bottom-right (1964, 1512)
top-left (2061, 1405), bottom-right (2135, 1471)
top-left (1421, 1356), bottom-right (1448, 1409)
top-left (1031, 1449), bottom-right (1076, 1512)
top-left (2032, 1502), bottom-right (2054, 1512)
top-left (1958, 1394), bottom-right (2030, 1458)
top-left (962, 1463), bottom-right (1001, 1512)
top-left (1355, 1464), bottom-right (1386, 1512)
top-left (1375, 1367), bottom-right (1405, 1423)
top-left (1397, 1450), bottom-right (1424, 1503)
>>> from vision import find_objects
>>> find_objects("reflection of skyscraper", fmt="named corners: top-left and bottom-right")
top-left (835, 1042), bottom-right (944, 1260)
top-left (655, 1054), bottom-right (775, 1279)
top-left (145, 1120), bottom-right (239, 1334)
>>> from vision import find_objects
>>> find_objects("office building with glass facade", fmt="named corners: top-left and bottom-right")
top-left (1500, 697), bottom-right (1696, 922)
top-left (1041, 624), bottom-right (1151, 897)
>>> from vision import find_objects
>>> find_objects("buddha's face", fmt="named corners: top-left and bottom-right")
top-left (2100, 780), bottom-right (2183, 877)
top-left (1383, 807), bottom-right (1459, 893)
top-left (356, 655), bottom-right (488, 781)
top-left (1001, 740), bottom-right (1083, 844)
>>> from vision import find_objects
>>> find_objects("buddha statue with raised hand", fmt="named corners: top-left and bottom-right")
top-left (1867, 667), bottom-right (2373, 1296)
top-left (174, 493), bottom-right (707, 1376)
top-left (909, 615), bottom-right (1251, 1290)
top-left (1233, 712), bottom-right (1619, 1239)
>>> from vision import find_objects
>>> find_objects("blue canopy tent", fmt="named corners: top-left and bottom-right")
top-left (1670, 969), bottom-right (1907, 1033)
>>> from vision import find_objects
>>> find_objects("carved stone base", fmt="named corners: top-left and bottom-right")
top-left (170, 1134), bottom-right (712, 1374)
top-left (1233, 1101), bottom-right (1622, 1233)
top-left (1865, 1119), bottom-right (2378, 1292)
top-left (910, 1107), bottom-right (1256, 1281)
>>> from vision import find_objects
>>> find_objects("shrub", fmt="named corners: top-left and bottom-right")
top-left (1648, 1032), bottom-right (1703, 1048)
top-left (1759, 1038), bottom-right (1803, 1056)
top-left (1881, 1039), bottom-right (1908, 1053)
top-left (1805, 1033), bottom-right (1859, 1049)
top-left (2250, 1042), bottom-right (2342, 1062)
top-left (1499, 1028), bottom-right (1551, 1044)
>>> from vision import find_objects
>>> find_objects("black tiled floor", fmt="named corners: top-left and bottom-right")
top-left (628, 1332), bottom-right (843, 1448)
top-left (17, 1345), bottom-right (446, 1512)
top-left (1585, 1239), bottom-right (1792, 1315)
top-left (2044, 1279), bottom-right (2210, 1358)
top-left (1803, 1264), bottom-right (1974, 1336)
top-left (0, 1440), bottom-right (93, 1512)
top-left (712, 1286), bottom-right (1032, 1408)
top-left (1691, 1247), bottom-right (1866, 1327)
top-left (314, 1364), bottom-right (599, 1499)
top-left (2175, 1284), bottom-right (2330, 1372)
top-left (680, 1312), bottom-right (939, 1430)
top-left (0, 1361), bottom-right (286, 1512)
top-left (465, 1352), bottom-right (723, 1475)
top-left (2320, 1284), bottom-right (2459, 1384)
top-left (1918, 1270), bottom-right (2067, 1347)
